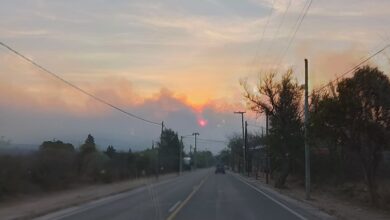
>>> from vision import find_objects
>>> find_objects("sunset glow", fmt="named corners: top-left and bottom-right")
top-left (198, 119), bottom-right (208, 127)
top-left (0, 0), bottom-right (389, 151)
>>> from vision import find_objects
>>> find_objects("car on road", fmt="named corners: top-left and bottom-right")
top-left (215, 164), bottom-right (225, 174)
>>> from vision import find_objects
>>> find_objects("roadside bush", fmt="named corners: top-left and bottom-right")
top-left (80, 151), bottom-right (109, 182)
top-left (31, 141), bottom-right (77, 190)
top-left (0, 155), bottom-right (32, 196)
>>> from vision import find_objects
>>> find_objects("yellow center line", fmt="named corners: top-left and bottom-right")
top-left (166, 174), bottom-right (209, 220)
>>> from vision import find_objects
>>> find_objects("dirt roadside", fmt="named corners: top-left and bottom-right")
top-left (0, 173), bottom-right (178, 220)
top-left (243, 172), bottom-right (390, 220)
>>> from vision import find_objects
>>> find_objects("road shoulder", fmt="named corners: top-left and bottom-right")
top-left (0, 173), bottom-right (178, 220)
top-left (230, 172), bottom-right (335, 220)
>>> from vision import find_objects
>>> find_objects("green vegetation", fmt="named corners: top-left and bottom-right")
top-left (243, 69), bottom-right (304, 188)
top-left (309, 66), bottom-right (390, 205)
top-left (0, 131), bottom-right (214, 199)
top-left (233, 65), bottom-right (390, 206)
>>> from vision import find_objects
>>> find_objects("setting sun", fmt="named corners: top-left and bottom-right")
top-left (198, 118), bottom-right (208, 127)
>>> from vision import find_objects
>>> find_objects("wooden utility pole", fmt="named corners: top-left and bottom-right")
top-left (157, 121), bottom-right (164, 179)
top-left (266, 113), bottom-right (269, 184)
top-left (179, 136), bottom-right (183, 176)
top-left (304, 59), bottom-right (311, 199)
top-left (192, 132), bottom-right (199, 170)
top-left (245, 121), bottom-right (248, 176)
top-left (234, 111), bottom-right (246, 173)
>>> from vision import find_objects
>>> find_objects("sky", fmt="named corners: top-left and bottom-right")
top-left (0, 0), bottom-right (390, 153)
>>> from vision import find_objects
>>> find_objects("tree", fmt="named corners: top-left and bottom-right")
top-left (80, 134), bottom-right (96, 155)
top-left (336, 66), bottom-right (390, 204)
top-left (78, 134), bottom-right (98, 177)
top-left (81, 152), bottom-right (109, 182)
top-left (195, 150), bottom-right (214, 168)
top-left (158, 129), bottom-right (181, 173)
top-left (227, 134), bottom-right (243, 172)
top-left (310, 66), bottom-right (390, 205)
top-left (216, 148), bottom-right (231, 167)
top-left (309, 88), bottom-right (347, 182)
top-left (243, 70), bottom-right (304, 188)
top-left (104, 145), bottom-right (116, 159)
top-left (40, 140), bottom-right (75, 152)
top-left (33, 140), bottom-right (77, 189)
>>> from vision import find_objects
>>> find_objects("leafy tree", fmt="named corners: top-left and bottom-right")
top-left (40, 140), bottom-right (75, 152)
top-left (158, 129), bottom-right (181, 173)
top-left (334, 66), bottom-right (389, 204)
top-left (0, 155), bottom-right (31, 195)
top-left (243, 70), bottom-right (304, 188)
top-left (81, 152), bottom-right (109, 182)
top-left (309, 88), bottom-right (347, 182)
top-left (103, 150), bottom-right (131, 182)
top-left (104, 145), bottom-right (116, 159)
top-left (80, 134), bottom-right (96, 155)
top-left (78, 134), bottom-right (98, 176)
top-left (195, 150), bottom-right (214, 168)
top-left (310, 66), bottom-right (390, 205)
top-left (227, 134), bottom-right (243, 172)
top-left (216, 148), bottom-right (231, 167)
top-left (33, 140), bottom-right (77, 189)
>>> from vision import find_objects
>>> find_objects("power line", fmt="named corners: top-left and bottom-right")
top-left (274, 0), bottom-right (313, 71)
top-left (0, 41), bottom-right (161, 126)
top-left (250, 0), bottom-right (276, 70)
top-left (297, 44), bottom-right (390, 116)
top-left (197, 138), bottom-right (228, 144)
top-left (181, 134), bottom-right (194, 138)
top-left (261, 0), bottom-right (292, 73)
top-left (313, 44), bottom-right (390, 94)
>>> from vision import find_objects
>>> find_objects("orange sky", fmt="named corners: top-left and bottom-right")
top-left (0, 0), bottom-right (390, 150)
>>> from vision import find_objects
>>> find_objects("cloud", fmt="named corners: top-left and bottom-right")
top-left (1, 0), bottom-right (389, 153)
top-left (0, 81), bottom-right (246, 153)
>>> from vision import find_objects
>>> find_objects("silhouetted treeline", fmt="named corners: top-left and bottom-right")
top-left (0, 129), bottom-right (214, 199)
top-left (236, 65), bottom-right (390, 206)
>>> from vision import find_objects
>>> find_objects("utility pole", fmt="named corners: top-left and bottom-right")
top-left (304, 59), bottom-right (311, 199)
top-left (257, 127), bottom-right (265, 180)
top-left (152, 140), bottom-right (157, 179)
top-left (266, 112), bottom-right (269, 184)
top-left (192, 132), bottom-right (199, 170)
top-left (245, 121), bottom-right (248, 176)
top-left (180, 136), bottom-right (183, 176)
top-left (157, 121), bottom-right (164, 179)
top-left (189, 144), bottom-right (193, 171)
top-left (234, 111), bottom-right (246, 174)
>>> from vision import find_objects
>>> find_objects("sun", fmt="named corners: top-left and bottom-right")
top-left (198, 119), bottom-right (208, 127)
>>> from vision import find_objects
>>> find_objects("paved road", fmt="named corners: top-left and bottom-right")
top-left (36, 169), bottom-right (321, 220)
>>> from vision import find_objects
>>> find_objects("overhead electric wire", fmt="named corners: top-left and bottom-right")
top-left (0, 41), bottom-right (161, 126)
top-left (296, 43), bottom-right (390, 117)
top-left (250, 0), bottom-right (276, 70)
top-left (274, 0), bottom-right (313, 71)
top-left (197, 138), bottom-right (228, 144)
top-left (261, 0), bottom-right (292, 72)
top-left (313, 44), bottom-right (390, 94)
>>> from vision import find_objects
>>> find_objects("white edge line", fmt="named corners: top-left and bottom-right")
top-left (168, 200), bottom-right (181, 213)
top-left (232, 173), bottom-right (307, 220)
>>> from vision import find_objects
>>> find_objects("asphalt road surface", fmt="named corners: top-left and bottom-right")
top-left (36, 169), bottom-right (321, 220)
